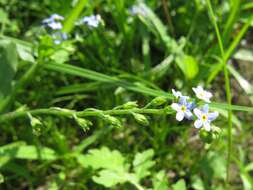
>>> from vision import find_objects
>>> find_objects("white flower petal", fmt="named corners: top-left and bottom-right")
top-left (194, 119), bottom-right (203, 128)
top-left (171, 103), bottom-right (180, 111)
top-left (202, 104), bottom-right (209, 113)
top-left (193, 108), bottom-right (202, 118)
top-left (203, 122), bottom-right (211, 131)
top-left (206, 91), bottom-right (213, 99)
top-left (176, 111), bottom-right (184, 121)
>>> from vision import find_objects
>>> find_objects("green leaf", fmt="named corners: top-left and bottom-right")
top-left (77, 147), bottom-right (126, 171)
top-left (0, 39), bottom-right (18, 101)
top-left (172, 179), bottom-right (187, 190)
top-left (175, 54), bottom-right (199, 80)
top-left (92, 169), bottom-right (129, 188)
top-left (152, 170), bottom-right (169, 190)
top-left (0, 142), bottom-right (57, 160)
top-left (133, 149), bottom-right (155, 180)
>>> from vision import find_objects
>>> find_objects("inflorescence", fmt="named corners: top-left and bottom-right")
top-left (42, 13), bottom-right (103, 44)
top-left (171, 86), bottom-right (219, 132)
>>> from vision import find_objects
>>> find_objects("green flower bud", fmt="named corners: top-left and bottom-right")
top-left (103, 115), bottom-right (122, 128)
top-left (151, 96), bottom-right (167, 106)
top-left (122, 101), bottom-right (138, 109)
top-left (28, 113), bottom-right (43, 136)
top-left (75, 117), bottom-right (92, 132)
top-left (132, 113), bottom-right (149, 126)
top-left (199, 128), bottom-right (213, 143)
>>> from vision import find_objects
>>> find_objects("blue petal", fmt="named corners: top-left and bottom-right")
top-left (202, 104), bottom-right (209, 113)
top-left (187, 102), bottom-right (196, 110)
top-left (179, 96), bottom-right (187, 105)
top-left (208, 112), bottom-right (219, 121)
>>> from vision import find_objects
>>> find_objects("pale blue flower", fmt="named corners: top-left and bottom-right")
top-left (129, 5), bottom-right (147, 16)
top-left (172, 89), bottom-right (189, 99)
top-left (192, 86), bottom-right (213, 103)
top-left (52, 32), bottom-right (68, 44)
top-left (171, 96), bottom-right (195, 121)
top-left (76, 14), bottom-right (102, 28)
top-left (42, 14), bottom-right (64, 30)
top-left (193, 104), bottom-right (219, 131)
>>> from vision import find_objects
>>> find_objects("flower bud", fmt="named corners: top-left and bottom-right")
top-left (151, 96), bottom-right (167, 106)
top-left (28, 113), bottom-right (43, 136)
top-left (103, 115), bottom-right (122, 128)
top-left (75, 117), bottom-right (92, 132)
top-left (199, 128), bottom-right (213, 143)
top-left (122, 101), bottom-right (138, 109)
top-left (132, 113), bottom-right (149, 126)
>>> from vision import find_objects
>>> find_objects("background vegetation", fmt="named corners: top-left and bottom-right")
top-left (0, 0), bottom-right (253, 189)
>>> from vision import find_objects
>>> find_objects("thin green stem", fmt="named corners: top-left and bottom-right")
top-left (206, 0), bottom-right (233, 187)
top-left (0, 107), bottom-right (173, 124)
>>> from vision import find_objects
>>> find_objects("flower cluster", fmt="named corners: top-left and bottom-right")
top-left (42, 14), bottom-right (67, 44)
top-left (171, 86), bottom-right (219, 132)
top-left (76, 14), bottom-right (102, 28)
top-left (42, 13), bottom-right (103, 44)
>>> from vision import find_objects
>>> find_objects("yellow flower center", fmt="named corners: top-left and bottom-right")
top-left (181, 105), bottom-right (186, 112)
top-left (201, 114), bottom-right (207, 121)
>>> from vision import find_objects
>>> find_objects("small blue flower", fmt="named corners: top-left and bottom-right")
top-left (42, 14), bottom-right (64, 30)
top-left (193, 104), bottom-right (219, 131)
top-left (129, 5), bottom-right (147, 16)
top-left (171, 96), bottom-right (195, 121)
top-left (51, 32), bottom-right (68, 44)
top-left (172, 89), bottom-right (190, 100)
top-left (76, 14), bottom-right (102, 28)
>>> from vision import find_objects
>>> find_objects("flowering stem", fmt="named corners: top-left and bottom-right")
top-left (0, 107), bottom-right (173, 124)
top-left (206, 0), bottom-right (233, 187)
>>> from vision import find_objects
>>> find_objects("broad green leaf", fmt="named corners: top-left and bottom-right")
top-left (16, 43), bottom-right (35, 63)
top-left (77, 147), bottom-right (126, 171)
top-left (0, 142), bottom-right (57, 160)
top-left (175, 54), bottom-right (199, 80)
top-left (92, 169), bottom-right (129, 188)
top-left (0, 39), bottom-right (18, 101)
top-left (172, 179), bottom-right (187, 190)
top-left (152, 170), bottom-right (169, 190)
top-left (133, 149), bottom-right (155, 180)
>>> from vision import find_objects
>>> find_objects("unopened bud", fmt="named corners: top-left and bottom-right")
top-left (132, 113), bottom-right (149, 126)
top-left (199, 128), bottom-right (213, 143)
top-left (151, 96), bottom-right (167, 106)
top-left (103, 115), bottom-right (122, 128)
top-left (28, 113), bottom-right (42, 136)
top-left (122, 101), bottom-right (138, 109)
top-left (75, 117), bottom-right (92, 132)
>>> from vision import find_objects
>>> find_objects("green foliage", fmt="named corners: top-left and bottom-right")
top-left (0, 0), bottom-right (253, 189)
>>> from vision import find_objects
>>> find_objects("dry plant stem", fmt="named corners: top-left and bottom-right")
top-left (206, 0), bottom-right (233, 187)
top-left (162, 0), bottom-right (175, 36)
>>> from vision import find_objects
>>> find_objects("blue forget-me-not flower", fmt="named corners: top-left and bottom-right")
top-left (42, 14), bottom-right (64, 30)
top-left (76, 14), bottom-right (102, 28)
top-left (171, 96), bottom-right (195, 121)
top-left (172, 89), bottom-right (190, 100)
top-left (193, 104), bottom-right (219, 131)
